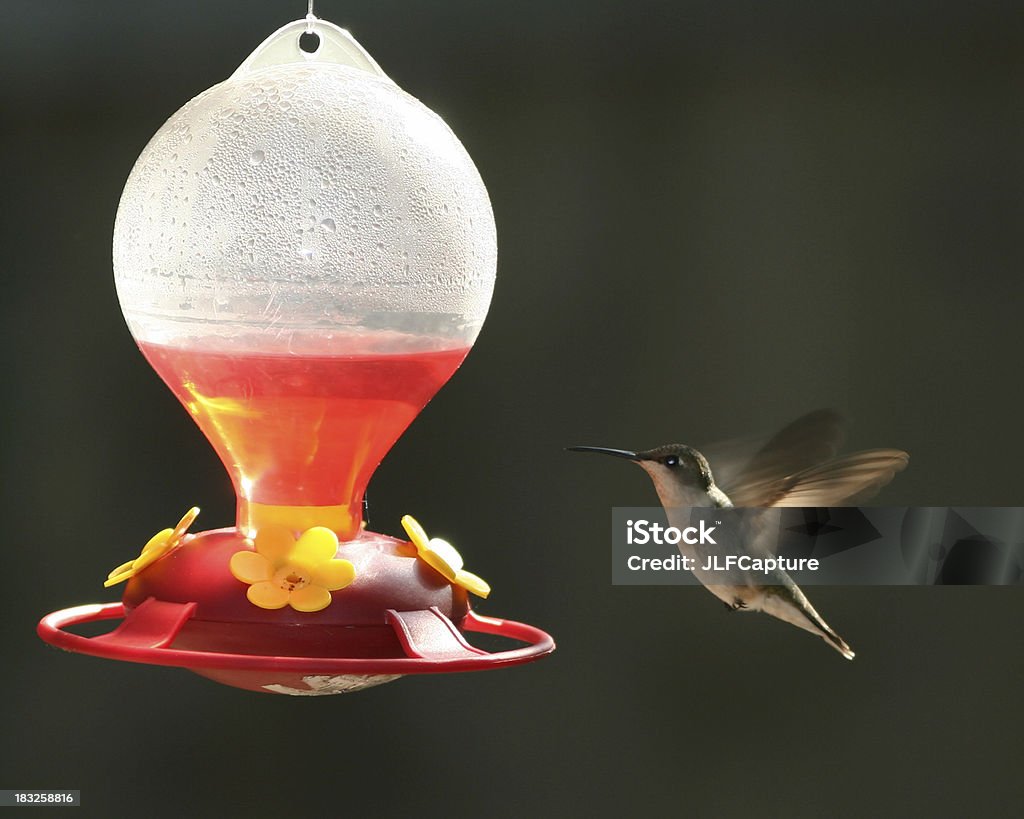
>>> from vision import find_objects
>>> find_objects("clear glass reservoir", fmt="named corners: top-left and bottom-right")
top-left (112, 18), bottom-right (497, 538)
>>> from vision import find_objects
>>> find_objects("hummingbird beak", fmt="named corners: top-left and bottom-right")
top-left (565, 446), bottom-right (641, 461)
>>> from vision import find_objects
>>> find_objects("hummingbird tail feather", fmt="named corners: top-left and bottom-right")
top-left (761, 584), bottom-right (856, 660)
top-left (824, 631), bottom-right (855, 661)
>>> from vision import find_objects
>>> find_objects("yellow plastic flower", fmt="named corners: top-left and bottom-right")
top-left (400, 515), bottom-right (491, 598)
top-left (105, 507), bottom-right (199, 587)
top-left (229, 525), bottom-right (356, 612)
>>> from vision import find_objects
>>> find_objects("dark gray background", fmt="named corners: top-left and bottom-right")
top-left (3, 1), bottom-right (1022, 816)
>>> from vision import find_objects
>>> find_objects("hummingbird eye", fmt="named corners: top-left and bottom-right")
top-left (664, 455), bottom-right (680, 467)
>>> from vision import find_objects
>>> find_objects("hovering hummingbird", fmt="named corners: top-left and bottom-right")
top-left (569, 410), bottom-right (909, 659)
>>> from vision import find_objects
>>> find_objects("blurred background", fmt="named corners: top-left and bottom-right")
top-left (2, 0), bottom-right (1022, 815)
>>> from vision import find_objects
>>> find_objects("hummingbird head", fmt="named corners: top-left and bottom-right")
top-left (567, 444), bottom-right (718, 506)
top-left (633, 444), bottom-right (715, 491)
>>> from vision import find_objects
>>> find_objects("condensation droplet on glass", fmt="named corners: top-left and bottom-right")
top-left (320, 218), bottom-right (336, 232)
top-left (249, 150), bottom-right (266, 165)
top-left (298, 248), bottom-right (314, 261)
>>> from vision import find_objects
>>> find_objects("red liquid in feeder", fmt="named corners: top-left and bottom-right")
top-left (139, 338), bottom-right (469, 538)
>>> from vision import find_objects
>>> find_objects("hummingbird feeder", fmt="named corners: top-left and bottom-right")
top-left (38, 15), bottom-right (554, 694)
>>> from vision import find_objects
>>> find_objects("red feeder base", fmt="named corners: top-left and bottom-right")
top-left (38, 600), bottom-right (554, 695)
top-left (37, 528), bottom-right (554, 694)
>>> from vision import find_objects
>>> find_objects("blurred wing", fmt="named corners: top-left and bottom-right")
top-left (710, 409), bottom-right (847, 500)
top-left (697, 434), bottom-right (765, 492)
top-left (731, 449), bottom-right (910, 507)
